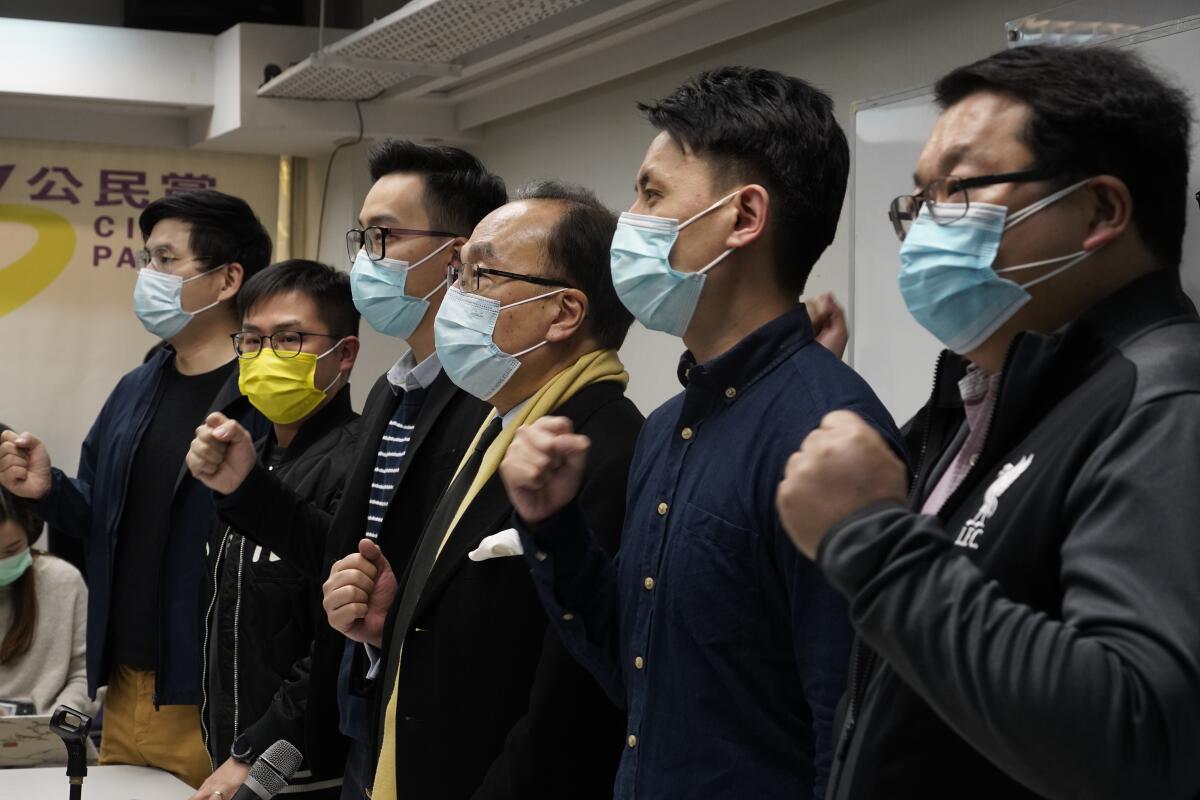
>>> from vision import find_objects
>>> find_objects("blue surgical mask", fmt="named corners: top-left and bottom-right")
top-left (434, 285), bottom-right (565, 401)
top-left (350, 242), bottom-right (452, 339)
top-left (0, 548), bottom-right (32, 587)
top-left (898, 178), bottom-right (1095, 354)
top-left (133, 264), bottom-right (226, 340)
top-left (609, 191), bottom-right (738, 337)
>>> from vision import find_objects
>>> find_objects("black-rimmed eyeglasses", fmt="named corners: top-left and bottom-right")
top-left (345, 226), bottom-right (461, 264)
top-left (888, 167), bottom-right (1055, 241)
top-left (447, 263), bottom-right (572, 294)
top-left (232, 331), bottom-right (339, 359)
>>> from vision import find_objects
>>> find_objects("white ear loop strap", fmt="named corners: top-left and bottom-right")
top-left (407, 238), bottom-right (455, 271)
top-left (696, 249), bottom-right (735, 276)
top-left (1004, 177), bottom-right (1093, 230)
top-left (679, 190), bottom-right (740, 229)
top-left (179, 264), bottom-right (231, 316)
top-left (316, 337), bottom-right (349, 393)
top-left (511, 340), bottom-right (550, 359)
top-left (421, 278), bottom-right (448, 301)
top-left (500, 288), bottom-right (569, 358)
top-left (675, 190), bottom-right (741, 276)
top-left (997, 176), bottom-right (1100, 289)
top-left (999, 250), bottom-right (1096, 290)
top-left (499, 287), bottom-right (568, 312)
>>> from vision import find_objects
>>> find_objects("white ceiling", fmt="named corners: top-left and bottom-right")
top-left (0, 0), bottom-right (845, 155)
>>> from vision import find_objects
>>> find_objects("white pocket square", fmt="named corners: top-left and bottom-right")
top-left (468, 528), bottom-right (525, 562)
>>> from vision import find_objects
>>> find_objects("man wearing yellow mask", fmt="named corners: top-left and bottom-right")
top-left (186, 259), bottom-right (360, 800)
top-left (186, 141), bottom-right (505, 798)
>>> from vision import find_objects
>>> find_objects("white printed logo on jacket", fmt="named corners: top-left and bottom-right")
top-left (954, 454), bottom-right (1035, 550)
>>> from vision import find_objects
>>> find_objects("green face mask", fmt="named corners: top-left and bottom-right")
top-left (0, 548), bottom-right (32, 587)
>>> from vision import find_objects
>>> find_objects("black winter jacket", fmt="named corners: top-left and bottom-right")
top-left (202, 388), bottom-right (359, 790)
top-left (820, 270), bottom-right (1200, 800)
top-left (214, 367), bottom-right (490, 780)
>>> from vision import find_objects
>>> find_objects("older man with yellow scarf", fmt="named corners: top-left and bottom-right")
top-left (323, 180), bottom-right (643, 800)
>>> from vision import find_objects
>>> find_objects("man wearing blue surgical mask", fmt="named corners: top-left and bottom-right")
top-left (325, 181), bottom-right (642, 800)
top-left (188, 140), bottom-right (505, 799)
top-left (497, 67), bottom-right (904, 800)
top-left (778, 45), bottom-right (1200, 798)
top-left (0, 190), bottom-right (272, 788)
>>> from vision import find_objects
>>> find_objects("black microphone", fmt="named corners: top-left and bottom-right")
top-left (231, 740), bottom-right (303, 800)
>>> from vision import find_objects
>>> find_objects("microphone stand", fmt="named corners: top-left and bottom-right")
top-left (50, 706), bottom-right (94, 800)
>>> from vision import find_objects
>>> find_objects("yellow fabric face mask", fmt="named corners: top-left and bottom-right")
top-left (238, 340), bottom-right (343, 424)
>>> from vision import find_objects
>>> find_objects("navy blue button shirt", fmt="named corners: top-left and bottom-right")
top-left (519, 305), bottom-right (906, 799)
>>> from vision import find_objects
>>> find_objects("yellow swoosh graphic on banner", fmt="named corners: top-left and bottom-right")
top-left (0, 204), bottom-right (76, 317)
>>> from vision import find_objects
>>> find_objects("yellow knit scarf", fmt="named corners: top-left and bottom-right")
top-left (435, 347), bottom-right (628, 558)
top-left (371, 348), bottom-right (628, 800)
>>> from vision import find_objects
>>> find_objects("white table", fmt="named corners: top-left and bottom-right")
top-left (0, 764), bottom-right (193, 799)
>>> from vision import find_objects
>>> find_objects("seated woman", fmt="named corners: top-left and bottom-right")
top-left (0, 485), bottom-right (96, 718)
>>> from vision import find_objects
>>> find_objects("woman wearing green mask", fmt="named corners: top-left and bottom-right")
top-left (0, 468), bottom-right (96, 718)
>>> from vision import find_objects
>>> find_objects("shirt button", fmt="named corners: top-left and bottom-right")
top-left (969, 454), bottom-right (979, 467)
top-left (643, 576), bottom-right (655, 591)
top-left (656, 502), bottom-right (668, 516)
top-left (627, 734), bottom-right (638, 748)
top-left (724, 386), bottom-right (737, 399)
top-left (680, 427), bottom-right (693, 440)
top-left (562, 612), bottom-right (575, 621)
top-left (534, 551), bottom-right (548, 562)
top-left (634, 656), bottom-right (645, 670)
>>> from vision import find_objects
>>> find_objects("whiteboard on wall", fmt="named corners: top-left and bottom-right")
top-left (850, 15), bottom-right (1200, 425)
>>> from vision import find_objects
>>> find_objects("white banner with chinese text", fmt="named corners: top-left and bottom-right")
top-left (0, 137), bottom-right (279, 476)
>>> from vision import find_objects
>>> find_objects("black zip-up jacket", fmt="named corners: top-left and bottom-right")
top-left (820, 270), bottom-right (1200, 799)
top-left (202, 388), bottom-right (359, 787)
top-left (214, 367), bottom-right (490, 779)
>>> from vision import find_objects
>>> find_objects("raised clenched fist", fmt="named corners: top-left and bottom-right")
top-left (499, 416), bottom-right (591, 526)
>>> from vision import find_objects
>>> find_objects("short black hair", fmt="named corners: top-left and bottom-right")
top-left (237, 259), bottom-right (360, 340)
top-left (515, 180), bottom-right (634, 350)
top-left (139, 189), bottom-right (274, 283)
top-left (367, 139), bottom-right (507, 236)
top-left (638, 66), bottom-right (849, 295)
top-left (935, 45), bottom-right (1192, 268)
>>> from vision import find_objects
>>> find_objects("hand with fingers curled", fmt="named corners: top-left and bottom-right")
top-left (806, 292), bottom-right (850, 360)
top-left (776, 410), bottom-right (908, 560)
top-left (498, 416), bottom-right (591, 527)
top-left (0, 429), bottom-right (53, 500)
top-left (323, 538), bottom-right (396, 649)
top-left (186, 412), bottom-right (258, 495)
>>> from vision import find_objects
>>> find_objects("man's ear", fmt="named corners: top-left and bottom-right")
top-left (218, 262), bottom-right (245, 303)
top-left (337, 336), bottom-right (361, 373)
top-left (1080, 175), bottom-right (1133, 253)
top-left (447, 237), bottom-right (468, 268)
top-left (725, 184), bottom-right (770, 250)
top-left (545, 289), bottom-right (588, 343)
